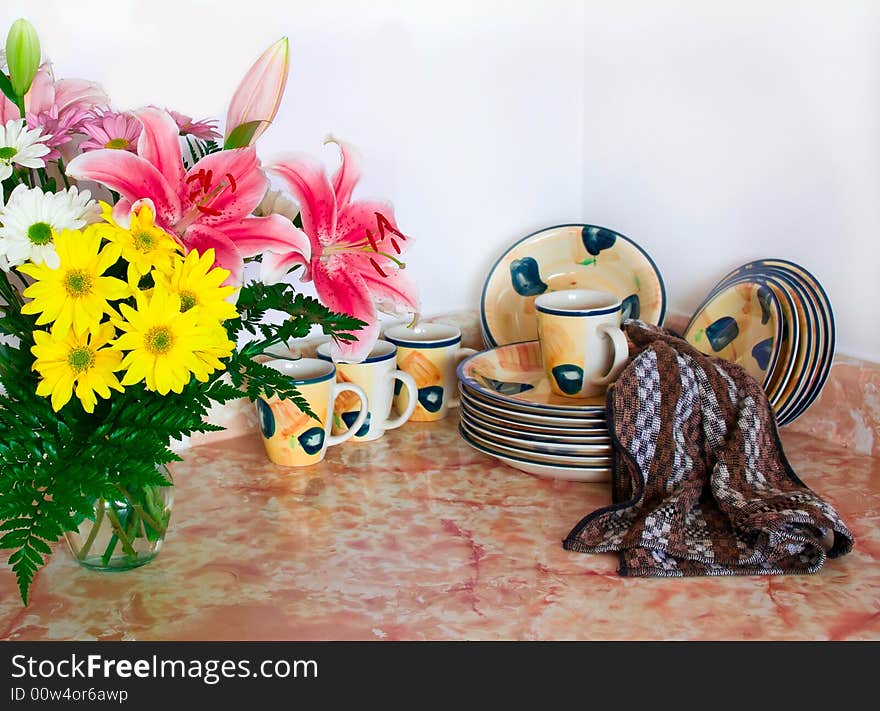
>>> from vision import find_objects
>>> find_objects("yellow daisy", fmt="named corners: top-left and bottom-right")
top-left (19, 226), bottom-right (130, 336)
top-left (113, 283), bottom-right (235, 395)
top-left (31, 321), bottom-right (124, 412)
top-left (152, 248), bottom-right (238, 323)
top-left (98, 201), bottom-right (182, 284)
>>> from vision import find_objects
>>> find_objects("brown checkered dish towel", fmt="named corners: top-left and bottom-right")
top-left (563, 320), bottom-right (854, 576)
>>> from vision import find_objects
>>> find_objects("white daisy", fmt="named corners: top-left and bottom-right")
top-left (0, 185), bottom-right (99, 270)
top-left (0, 119), bottom-right (51, 182)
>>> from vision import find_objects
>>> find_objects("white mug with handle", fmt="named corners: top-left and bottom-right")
top-left (317, 339), bottom-right (418, 442)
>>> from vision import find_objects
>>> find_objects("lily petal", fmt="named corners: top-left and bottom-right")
top-left (260, 249), bottom-right (312, 283)
top-left (312, 258), bottom-right (380, 362)
top-left (182, 147), bottom-right (267, 226)
top-left (136, 108), bottom-right (185, 192)
top-left (269, 155), bottom-right (337, 245)
top-left (335, 200), bottom-right (402, 249)
top-left (184, 224), bottom-right (244, 287)
top-left (358, 262), bottom-right (420, 315)
top-left (327, 136), bottom-right (361, 210)
top-left (66, 149), bottom-right (182, 228)
top-left (220, 214), bottom-right (311, 260)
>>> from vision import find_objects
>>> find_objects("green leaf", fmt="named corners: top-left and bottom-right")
top-left (223, 120), bottom-right (265, 150)
top-left (0, 72), bottom-right (18, 106)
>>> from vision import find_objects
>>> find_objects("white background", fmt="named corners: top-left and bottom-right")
top-left (2, 0), bottom-right (877, 359)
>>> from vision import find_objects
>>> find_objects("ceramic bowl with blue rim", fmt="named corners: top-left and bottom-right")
top-left (480, 224), bottom-right (666, 348)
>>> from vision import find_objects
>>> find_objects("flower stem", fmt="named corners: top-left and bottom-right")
top-left (114, 485), bottom-right (166, 536)
top-left (76, 499), bottom-right (105, 561)
top-left (56, 158), bottom-right (70, 188)
top-left (104, 506), bottom-right (136, 558)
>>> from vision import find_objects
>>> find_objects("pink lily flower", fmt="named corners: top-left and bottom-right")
top-left (225, 37), bottom-right (289, 148)
top-left (1, 62), bottom-right (108, 159)
top-left (269, 139), bottom-right (419, 362)
top-left (65, 107), bottom-right (309, 285)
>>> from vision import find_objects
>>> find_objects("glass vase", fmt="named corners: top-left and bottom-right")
top-left (65, 467), bottom-right (174, 571)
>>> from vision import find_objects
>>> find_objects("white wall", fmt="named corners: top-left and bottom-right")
top-left (2, 1), bottom-right (877, 359)
top-left (581, 1), bottom-right (880, 361)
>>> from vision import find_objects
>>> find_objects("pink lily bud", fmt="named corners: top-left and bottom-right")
top-left (224, 37), bottom-right (290, 149)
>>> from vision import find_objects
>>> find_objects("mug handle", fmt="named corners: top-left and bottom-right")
top-left (326, 383), bottom-right (369, 447)
top-left (383, 371), bottom-right (418, 430)
top-left (589, 324), bottom-right (629, 387)
top-left (448, 348), bottom-right (478, 408)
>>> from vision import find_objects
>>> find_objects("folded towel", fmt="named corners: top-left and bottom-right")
top-left (563, 320), bottom-right (854, 576)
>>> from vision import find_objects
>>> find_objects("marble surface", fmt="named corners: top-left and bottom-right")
top-left (1, 415), bottom-right (878, 641)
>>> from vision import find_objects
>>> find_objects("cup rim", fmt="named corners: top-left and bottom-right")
top-left (535, 289), bottom-right (621, 317)
top-left (263, 357), bottom-right (336, 385)
top-left (384, 322), bottom-right (461, 349)
top-left (316, 339), bottom-right (397, 364)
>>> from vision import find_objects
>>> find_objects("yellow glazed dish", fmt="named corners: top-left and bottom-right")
top-left (480, 224), bottom-right (665, 348)
top-left (684, 280), bottom-right (782, 387)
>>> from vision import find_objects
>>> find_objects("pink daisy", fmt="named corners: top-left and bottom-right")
top-left (168, 110), bottom-right (220, 141)
top-left (79, 110), bottom-right (142, 153)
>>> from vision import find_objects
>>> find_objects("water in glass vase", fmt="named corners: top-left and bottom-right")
top-left (65, 467), bottom-right (174, 571)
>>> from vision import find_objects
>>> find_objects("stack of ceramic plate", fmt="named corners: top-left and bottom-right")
top-left (456, 342), bottom-right (614, 482)
top-left (465, 223), bottom-right (668, 481)
top-left (683, 259), bottom-right (835, 426)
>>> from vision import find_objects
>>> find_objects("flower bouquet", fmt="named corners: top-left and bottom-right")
top-left (0, 20), bottom-right (418, 603)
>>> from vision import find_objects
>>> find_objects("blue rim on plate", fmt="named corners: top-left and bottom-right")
top-left (458, 423), bottom-right (612, 470)
top-left (479, 223), bottom-right (667, 348)
top-left (709, 260), bottom-right (830, 425)
top-left (460, 397), bottom-right (609, 435)
top-left (460, 401), bottom-right (610, 442)
top-left (712, 264), bottom-right (817, 422)
top-left (460, 410), bottom-right (611, 456)
top-left (459, 386), bottom-right (607, 426)
top-left (459, 381), bottom-right (608, 420)
top-left (751, 259), bottom-right (834, 425)
top-left (684, 275), bottom-right (783, 389)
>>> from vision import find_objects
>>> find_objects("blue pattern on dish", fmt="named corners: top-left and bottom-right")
top-left (620, 294), bottom-right (640, 321)
top-left (509, 257), bottom-right (548, 297)
top-left (705, 316), bottom-right (739, 352)
top-left (475, 374), bottom-right (534, 396)
top-left (256, 398), bottom-right (275, 438)
top-left (581, 226), bottom-right (617, 256)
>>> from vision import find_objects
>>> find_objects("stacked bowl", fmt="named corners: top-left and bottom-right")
top-left (683, 259), bottom-right (835, 426)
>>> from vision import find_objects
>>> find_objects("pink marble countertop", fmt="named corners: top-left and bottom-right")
top-left (1, 414), bottom-right (878, 641)
top-left (2, 311), bottom-right (878, 640)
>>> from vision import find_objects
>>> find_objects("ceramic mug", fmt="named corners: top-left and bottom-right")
top-left (384, 323), bottom-right (477, 421)
top-left (534, 289), bottom-right (629, 398)
top-left (316, 340), bottom-right (418, 442)
top-left (256, 358), bottom-right (368, 466)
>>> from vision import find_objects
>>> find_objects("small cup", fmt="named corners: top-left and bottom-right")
top-left (384, 323), bottom-right (477, 421)
top-left (256, 358), bottom-right (368, 466)
top-left (535, 289), bottom-right (629, 398)
top-left (316, 340), bottom-right (418, 442)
